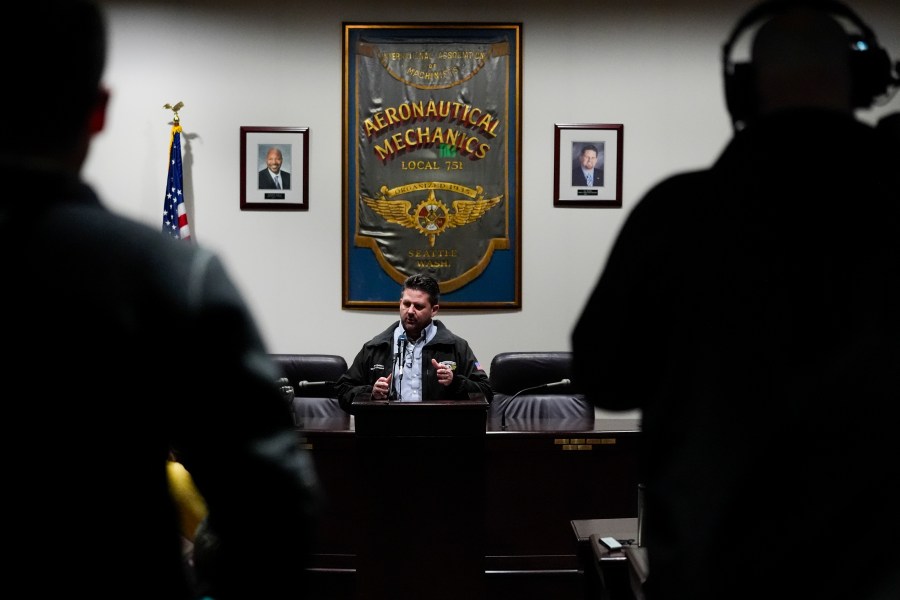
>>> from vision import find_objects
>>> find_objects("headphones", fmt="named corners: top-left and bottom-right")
top-left (722, 0), bottom-right (900, 129)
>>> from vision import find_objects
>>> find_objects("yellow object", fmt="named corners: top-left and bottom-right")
top-left (167, 459), bottom-right (208, 541)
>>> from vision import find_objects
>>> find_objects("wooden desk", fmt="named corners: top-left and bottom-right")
top-left (300, 416), bottom-right (641, 600)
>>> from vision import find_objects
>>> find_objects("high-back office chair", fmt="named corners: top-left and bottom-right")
top-left (269, 353), bottom-right (349, 426)
top-left (487, 351), bottom-right (594, 431)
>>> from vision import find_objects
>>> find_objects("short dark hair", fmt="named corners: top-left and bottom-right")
top-left (3, 1), bottom-right (107, 156)
top-left (580, 144), bottom-right (599, 156)
top-left (402, 274), bottom-right (440, 306)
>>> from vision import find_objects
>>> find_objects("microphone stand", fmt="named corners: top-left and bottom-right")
top-left (500, 379), bottom-right (572, 431)
top-left (389, 337), bottom-right (405, 401)
top-left (500, 383), bottom-right (546, 431)
top-left (397, 337), bottom-right (408, 401)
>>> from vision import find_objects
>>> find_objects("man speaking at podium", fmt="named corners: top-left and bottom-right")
top-left (336, 273), bottom-right (492, 411)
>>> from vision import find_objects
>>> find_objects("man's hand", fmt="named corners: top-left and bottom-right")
top-left (372, 373), bottom-right (392, 399)
top-left (433, 358), bottom-right (454, 386)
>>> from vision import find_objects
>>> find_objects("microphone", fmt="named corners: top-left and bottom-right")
top-left (544, 379), bottom-right (571, 389)
top-left (297, 380), bottom-right (332, 388)
top-left (391, 336), bottom-right (406, 401)
top-left (500, 379), bottom-right (572, 431)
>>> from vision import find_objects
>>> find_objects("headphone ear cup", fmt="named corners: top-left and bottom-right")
top-left (849, 38), bottom-right (893, 108)
top-left (724, 62), bottom-right (756, 127)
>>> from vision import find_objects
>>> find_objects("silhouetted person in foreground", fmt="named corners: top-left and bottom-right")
top-left (572, 2), bottom-right (900, 599)
top-left (1, 2), bottom-right (321, 598)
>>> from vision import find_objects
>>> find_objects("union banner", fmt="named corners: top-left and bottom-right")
top-left (342, 23), bottom-right (522, 308)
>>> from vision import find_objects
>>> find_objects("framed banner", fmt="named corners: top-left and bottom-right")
top-left (240, 126), bottom-right (309, 211)
top-left (342, 22), bottom-right (522, 309)
top-left (554, 123), bottom-right (623, 208)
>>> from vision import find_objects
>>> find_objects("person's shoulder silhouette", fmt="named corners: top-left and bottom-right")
top-left (573, 2), bottom-right (900, 599)
top-left (2, 2), bottom-right (322, 597)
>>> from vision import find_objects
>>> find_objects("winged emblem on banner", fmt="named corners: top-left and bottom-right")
top-left (362, 188), bottom-right (502, 247)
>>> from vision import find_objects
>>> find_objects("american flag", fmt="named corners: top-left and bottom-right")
top-left (162, 124), bottom-right (191, 240)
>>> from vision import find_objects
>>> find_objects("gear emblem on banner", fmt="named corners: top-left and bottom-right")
top-left (362, 184), bottom-right (502, 247)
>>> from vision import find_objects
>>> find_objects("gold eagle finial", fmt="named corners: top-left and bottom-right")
top-left (163, 101), bottom-right (185, 124)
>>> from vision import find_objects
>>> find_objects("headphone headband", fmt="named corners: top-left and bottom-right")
top-left (722, 0), bottom-right (898, 130)
top-left (722, 0), bottom-right (877, 67)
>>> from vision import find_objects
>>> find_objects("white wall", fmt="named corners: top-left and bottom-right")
top-left (88, 0), bottom-right (900, 375)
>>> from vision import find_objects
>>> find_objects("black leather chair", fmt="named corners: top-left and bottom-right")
top-left (269, 353), bottom-right (349, 427)
top-left (487, 351), bottom-right (594, 431)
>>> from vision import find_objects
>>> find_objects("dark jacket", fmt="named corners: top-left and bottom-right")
top-left (258, 168), bottom-right (291, 189)
top-left (3, 166), bottom-right (321, 599)
top-left (336, 320), bottom-right (493, 412)
top-left (572, 165), bottom-right (603, 187)
top-left (571, 109), bottom-right (900, 600)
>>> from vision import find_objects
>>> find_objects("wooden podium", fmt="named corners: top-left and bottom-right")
top-left (352, 394), bottom-right (489, 600)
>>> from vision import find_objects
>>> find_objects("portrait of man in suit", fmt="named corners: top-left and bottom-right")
top-left (571, 142), bottom-right (604, 187)
top-left (258, 145), bottom-right (291, 190)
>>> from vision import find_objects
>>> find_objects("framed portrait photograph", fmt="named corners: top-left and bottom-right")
top-left (240, 126), bottom-right (309, 211)
top-left (554, 123), bottom-right (623, 208)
